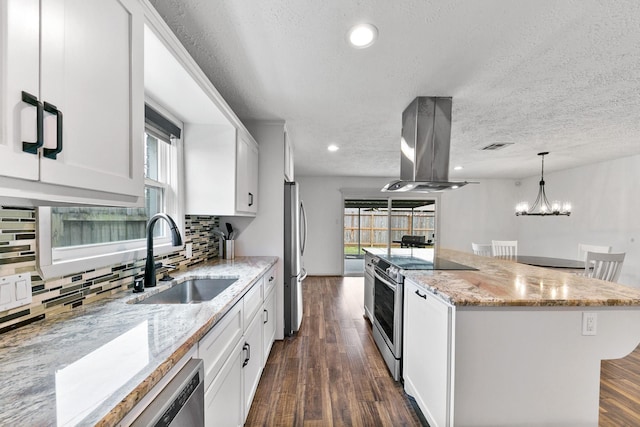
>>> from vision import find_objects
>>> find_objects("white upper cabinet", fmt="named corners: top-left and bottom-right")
top-left (236, 132), bottom-right (259, 215)
top-left (0, 0), bottom-right (40, 182)
top-left (0, 0), bottom-right (144, 206)
top-left (184, 125), bottom-right (259, 217)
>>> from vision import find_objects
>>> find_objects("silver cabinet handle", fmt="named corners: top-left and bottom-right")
top-left (264, 308), bottom-right (269, 324)
top-left (415, 289), bottom-right (427, 300)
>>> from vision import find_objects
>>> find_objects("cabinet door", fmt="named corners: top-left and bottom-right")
top-left (262, 287), bottom-right (277, 361)
top-left (235, 134), bottom-right (258, 214)
top-left (242, 308), bottom-right (264, 421)
top-left (204, 339), bottom-right (244, 427)
top-left (403, 280), bottom-right (453, 427)
top-left (0, 0), bottom-right (40, 181)
top-left (38, 0), bottom-right (144, 198)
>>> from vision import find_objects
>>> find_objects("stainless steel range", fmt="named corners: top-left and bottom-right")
top-left (372, 257), bottom-right (405, 381)
top-left (371, 254), bottom-right (476, 381)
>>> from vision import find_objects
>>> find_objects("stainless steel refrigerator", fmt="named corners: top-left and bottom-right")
top-left (284, 181), bottom-right (307, 336)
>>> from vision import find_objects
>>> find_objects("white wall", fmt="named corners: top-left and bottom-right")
top-left (439, 179), bottom-right (519, 251)
top-left (298, 154), bottom-right (640, 286)
top-left (222, 121), bottom-right (286, 339)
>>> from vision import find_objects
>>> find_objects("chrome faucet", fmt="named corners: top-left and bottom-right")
top-left (144, 213), bottom-right (183, 288)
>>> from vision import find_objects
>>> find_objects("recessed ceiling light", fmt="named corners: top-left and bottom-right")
top-left (454, 165), bottom-right (463, 171)
top-left (347, 23), bottom-right (378, 49)
top-left (328, 144), bottom-right (339, 152)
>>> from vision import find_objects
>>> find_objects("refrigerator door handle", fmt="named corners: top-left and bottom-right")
top-left (300, 200), bottom-right (307, 256)
top-left (298, 267), bottom-right (308, 281)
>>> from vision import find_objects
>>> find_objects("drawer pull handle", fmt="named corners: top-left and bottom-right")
top-left (269, 276), bottom-right (274, 282)
top-left (242, 342), bottom-right (251, 367)
top-left (415, 289), bottom-right (427, 300)
top-left (264, 308), bottom-right (268, 324)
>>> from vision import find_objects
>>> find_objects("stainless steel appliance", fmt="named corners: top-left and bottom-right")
top-left (132, 358), bottom-right (204, 426)
top-left (372, 258), bottom-right (404, 381)
top-left (372, 254), bottom-right (477, 381)
top-left (284, 181), bottom-right (307, 336)
top-left (382, 96), bottom-right (473, 193)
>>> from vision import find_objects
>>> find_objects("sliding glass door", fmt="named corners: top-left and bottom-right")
top-left (343, 198), bottom-right (437, 275)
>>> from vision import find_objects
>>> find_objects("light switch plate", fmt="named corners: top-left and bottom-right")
top-left (0, 274), bottom-right (32, 312)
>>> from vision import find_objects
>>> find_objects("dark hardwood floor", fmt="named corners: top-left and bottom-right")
top-left (600, 343), bottom-right (640, 425)
top-left (246, 275), bottom-right (640, 426)
top-left (246, 276), bottom-right (421, 426)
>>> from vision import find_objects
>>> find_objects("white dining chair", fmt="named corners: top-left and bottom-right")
top-left (584, 252), bottom-right (625, 282)
top-left (492, 240), bottom-right (517, 259)
top-left (471, 243), bottom-right (492, 257)
top-left (578, 243), bottom-right (611, 261)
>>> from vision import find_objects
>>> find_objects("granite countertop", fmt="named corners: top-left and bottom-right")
top-left (403, 249), bottom-right (640, 307)
top-left (0, 256), bottom-right (277, 427)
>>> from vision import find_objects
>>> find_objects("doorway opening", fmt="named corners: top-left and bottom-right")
top-left (343, 198), bottom-right (437, 275)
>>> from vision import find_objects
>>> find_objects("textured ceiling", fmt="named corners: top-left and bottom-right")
top-left (149, 0), bottom-right (640, 179)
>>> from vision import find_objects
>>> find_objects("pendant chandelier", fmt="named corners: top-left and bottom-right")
top-left (515, 152), bottom-right (571, 216)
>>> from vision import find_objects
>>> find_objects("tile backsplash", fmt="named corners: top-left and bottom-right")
top-left (0, 207), bottom-right (221, 334)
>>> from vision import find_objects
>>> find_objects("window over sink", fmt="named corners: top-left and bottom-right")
top-left (37, 100), bottom-right (184, 279)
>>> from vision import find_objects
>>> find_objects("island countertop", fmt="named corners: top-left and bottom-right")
top-left (402, 249), bottom-right (640, 307)
top-left (0, 256), bottom-right (277, 427)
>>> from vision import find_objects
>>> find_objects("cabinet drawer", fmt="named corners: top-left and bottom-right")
top-left (198, 302), bottom-right (243, 390)
top-left (243, 278), bottom-right (263, 331)
top-left (263, 265), bottom-right (277, 298)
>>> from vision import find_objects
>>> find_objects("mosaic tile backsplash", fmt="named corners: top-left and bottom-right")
top-left (0, 207), bottom-right (221, 333)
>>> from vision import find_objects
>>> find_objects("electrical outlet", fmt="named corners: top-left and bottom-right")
top-left (185, 242), bottom-right (193, 259)
top-left (582, 312), bottom-right (597, 336)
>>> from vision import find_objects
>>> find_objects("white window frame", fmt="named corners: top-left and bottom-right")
top-left (37, 98), bottom-right (185, 279)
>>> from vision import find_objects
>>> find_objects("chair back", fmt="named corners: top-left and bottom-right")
top-left (471, 243), bottom-right (492, 257)
top-left (584, 252), bottom-right (625, 282)
top-left (578, 244), bottom-right (611, 261)
top-left (492, 240), bottom-right (518, 259)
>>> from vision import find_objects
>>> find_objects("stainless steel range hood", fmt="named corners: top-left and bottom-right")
top-left (382, 97), bottom-right (470, 192)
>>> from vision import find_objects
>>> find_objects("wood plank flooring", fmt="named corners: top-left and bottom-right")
top-left (245, 276), bottom-right (421, 427)
top-left (600, 343), bottom-right (640, 425)
top-left (246, 275), bottom-right (640, 426)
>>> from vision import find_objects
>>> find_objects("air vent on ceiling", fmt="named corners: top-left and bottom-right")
top-left (480, 142), bottom-right (514, 151)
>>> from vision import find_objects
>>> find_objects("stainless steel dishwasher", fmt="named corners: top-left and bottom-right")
top-left (132, 358), bottom-right (204, 427)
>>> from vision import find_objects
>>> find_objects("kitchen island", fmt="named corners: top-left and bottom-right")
top-left (0, 256), bottom-right (276, 426)
top-left (403, 249), bottom-right (640, 427)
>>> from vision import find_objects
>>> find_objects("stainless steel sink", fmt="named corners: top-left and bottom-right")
top-left (135, 278), bottom-right (238, 304)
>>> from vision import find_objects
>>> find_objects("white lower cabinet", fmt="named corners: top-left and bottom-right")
top-left (262, 288), bottom-right (277, 361)
top-left (199, 268), bottom-right (276, 426)
top-left (403, 278), bottom-right (454, 427)
top-left (204, 339), bottom-right (244, 427)
top-left (242, 308), bottom-right (264, 420)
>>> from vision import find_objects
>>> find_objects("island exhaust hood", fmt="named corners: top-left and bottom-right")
top-left (382, 97), bottom-right (470, 192)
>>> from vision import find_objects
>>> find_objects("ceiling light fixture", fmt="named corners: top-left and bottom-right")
top-left (327, 144), bottom-right (339, 152)
top-left (347, 23), bottom-right (378, 49)
top-left (515, 152), bottom-right (571, 216)
top-left (453, 165), bottom-right (463, 171)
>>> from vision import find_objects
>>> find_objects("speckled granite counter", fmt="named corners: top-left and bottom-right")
top-left (402, 249), bottom-right (640, 307)
top-left (0, 256), bottom-right (276, 427)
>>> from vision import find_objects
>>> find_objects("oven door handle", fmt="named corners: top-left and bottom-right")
top-left (374, 270), bottom-right (397, 291)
